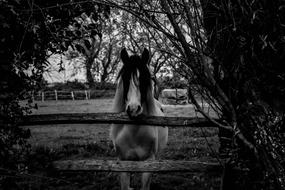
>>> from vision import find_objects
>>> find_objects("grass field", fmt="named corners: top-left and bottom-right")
top-left (21, 99), bottom-right (221, 190)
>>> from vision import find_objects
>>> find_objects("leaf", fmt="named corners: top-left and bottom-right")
top-left (74, 22), bottom-right (81, 29)
top-left (84, 39), bottom-right (91, 49)
top-left (75, 30), bottom-right (82, 37)
top-left (89, 23), bottom-right (97, 30)
top-left (75, 44), bottom-right (85, 54)
top-left (92, 13), bottom-right (98, 21)
top-left (91, 29), bottom-right (98, 37)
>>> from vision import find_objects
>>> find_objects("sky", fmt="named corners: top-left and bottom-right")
top-left (44, 54), bottom-right (86, 83)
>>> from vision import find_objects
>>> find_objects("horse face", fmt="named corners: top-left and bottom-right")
top-left (120, 48), bottom-right (150, 118)
top-left (125, 70), bottom-right (143, 117)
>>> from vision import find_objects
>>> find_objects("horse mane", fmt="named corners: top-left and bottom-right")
top-left (117, 55), bottom-right (152, 103)
top-left (112, 54), bottom-right (161, 115)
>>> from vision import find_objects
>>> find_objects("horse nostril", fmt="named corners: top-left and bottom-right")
top-left (137, 105), bottom-right (142, 113)
top-left (126, 106), bottom-right (131, 114)
top-left (126, 105), bottom-right (142, 117)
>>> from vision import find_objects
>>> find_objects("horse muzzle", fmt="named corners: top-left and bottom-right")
top-left (126, 104), bottom-right (143, 118)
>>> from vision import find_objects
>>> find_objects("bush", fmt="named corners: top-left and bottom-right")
top-left (89, 89), bottom-right (115, 99)
top-left (156, 76), bottom-right (188, 99)
top-left (43, 81), bottom-right (117, 91)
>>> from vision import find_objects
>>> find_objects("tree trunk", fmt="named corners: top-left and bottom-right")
top-left (100, 72), bottom-right (107, 85)
top-left (86, 58), bottom-right (94, 87)
top-left (100, 44), bottom-right (113, 85)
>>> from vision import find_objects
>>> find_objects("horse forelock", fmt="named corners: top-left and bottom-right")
top-left (117, 55), bottom-right (152, 104)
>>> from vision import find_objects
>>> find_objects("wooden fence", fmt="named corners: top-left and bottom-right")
top-left (33, 90), bottom-right (91, 101)
top-left (33, 89), bottom-right (191, 103)
top-left (32, 90), bottom-right (116, 101)
top-left (21, 113), bottom-right (224, 174)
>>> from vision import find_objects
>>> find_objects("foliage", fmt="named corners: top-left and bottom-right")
top-left (44, 81), bottom-right (89, 91)
top-left (0, 0), bottom-right (44, 175)
top-left (118, 11), bottom-right (179, 80)
top-left (158, 75), bottom-right (188, 91)
top-left (63, 12), bottom-right (104, 86)
top-left (201, 1), bottom-right (285, 188)
top-left (93, 12), bottom-right (122, 84)
top-left (64, 9), bottom-right (122, 86)
top-left (31, 0), bottom-right (109, 54)
top-left (43, 81), bottom-right (116, 91)
top-left (0, 0), bottom-right (109, 187)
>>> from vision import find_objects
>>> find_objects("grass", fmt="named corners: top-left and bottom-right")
top-left (19, 98), bottom-right (221, 190)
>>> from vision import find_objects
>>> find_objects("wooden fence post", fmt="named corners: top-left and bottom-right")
top-left (55, 90), bottom-right (58, 101)
top-left (85, 90), bottom-right (88, 100)
top-left (71, 91), bottom-right (75, 101)
top-left (41, 92), bottom-right (44, 102)
top-left (175, 88), bottom-right (178, 104)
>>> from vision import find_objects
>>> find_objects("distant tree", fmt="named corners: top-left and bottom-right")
top-left (64, 12), bottom-right (103, 86)
top-left (64, 10), bottom-right (123, 86)
top-left (95, 39), bottom-right (121, 83)
top-left (119, 11), bottom-right (177, 80)
top-left (94, 12), bottom-right (123, 84)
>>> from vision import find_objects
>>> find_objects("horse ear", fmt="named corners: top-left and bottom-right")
top-left (141, 48), bottom-right (150, 65)
top-left (121, 48), bottom-right (129, 64)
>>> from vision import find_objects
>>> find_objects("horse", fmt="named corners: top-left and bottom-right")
top-left (110, 48), bottom-right (168, 190)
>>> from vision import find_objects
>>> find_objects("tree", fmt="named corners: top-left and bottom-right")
top-left (64, 12), bottom-right (103, 86)
top-left (94, 11), bottom-right (123, 84)
top-left (64, 9), bottom-right (123, 86)
top-left (116, 5), bottom-right (195, 93)
top-left (95, 38), bottom-right (121, 83)
top-left (0, 0), bottom-right (109, 187)
top-left (200, 1), bottom-right (285, 188)
top-left (104, 0), bottom-right (285, 189)
top-left (119, 11), bottom-right (177, 79)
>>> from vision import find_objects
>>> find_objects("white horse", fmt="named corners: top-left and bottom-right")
top-left (110, 48), bottom-right (168, 190)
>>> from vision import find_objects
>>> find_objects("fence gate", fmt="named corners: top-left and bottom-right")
top-left (21, 113), bottom-right (225, 184)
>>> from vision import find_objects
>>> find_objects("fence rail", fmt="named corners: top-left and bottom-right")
top-left (21, 113), bottom-right (218, 127)
top-left (53, 159), bottom-right (223, 173)
top-left (21, 113), bottom-right (225, 175)
top-left (34, 90), bottom-right (91, 101)
top-left (32, 90), bottom-right (116, 101)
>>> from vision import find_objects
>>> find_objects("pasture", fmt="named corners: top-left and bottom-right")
top-left (22, 99), bottom-right (221, 190)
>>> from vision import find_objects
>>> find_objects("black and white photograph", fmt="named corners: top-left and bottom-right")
top-left (0, 0), bottom-right (284, 189)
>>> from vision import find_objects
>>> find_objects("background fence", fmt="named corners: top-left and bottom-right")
top-left (33, 90), bottom-right (115, 101)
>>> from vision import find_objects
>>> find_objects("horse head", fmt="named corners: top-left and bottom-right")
top-left (119, 48), bottom-right (152, 118)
